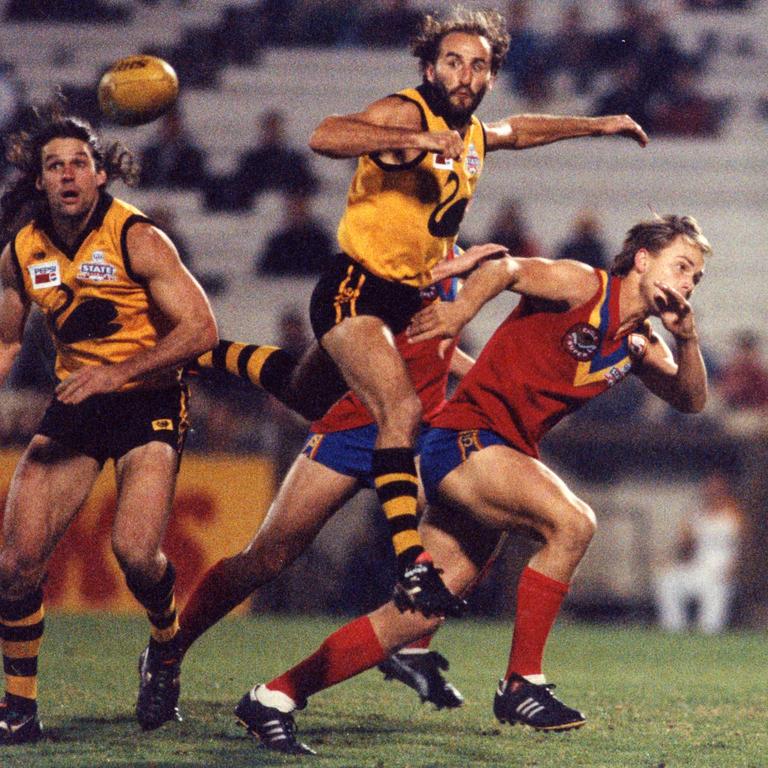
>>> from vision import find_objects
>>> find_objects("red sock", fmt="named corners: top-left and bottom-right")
top-left (177, 558), bottom-right (253, 655)
top-left (506, 566), bottom-right (569, 679)
top-left (401, 634), bottom-right (433, 651)
top-left (268, 616), bottom-right (385, 703)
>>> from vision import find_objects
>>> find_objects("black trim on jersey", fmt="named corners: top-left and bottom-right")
top-left (8, 237), bottom-right (25, 297)
top-left (480, 121), bottom-right (488, 159)
top-left (121, 213), bottom-right (154, 284)
top-left (370, 90), bottom-right (429, 172)
top-left (37, 190), bottom-right (114, 261)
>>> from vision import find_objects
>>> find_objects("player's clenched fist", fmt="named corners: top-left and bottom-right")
top-left (418, 130), bottom-right (464, 160)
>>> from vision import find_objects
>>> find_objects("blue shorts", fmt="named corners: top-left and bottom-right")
top-left (302, 423), bottom-right (428, 488)
top-left (419, 427), bottom-right (511, 505)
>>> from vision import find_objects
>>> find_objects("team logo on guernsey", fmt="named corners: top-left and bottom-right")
top-left (77, 252), bottom-right (117, 282)
top-left (433, 153), bottom-right (454, 170)
top-left (152, 419), bottom-right (173, 431)
top-left (464, 143), bottom-right (481, 175)
top-left (28, 261), bottom-right (60, 289)
top-left (562, 323), bottom-right (601, 361)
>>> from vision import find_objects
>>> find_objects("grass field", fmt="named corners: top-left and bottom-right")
top-left (2, 613), bottom-right (766, 768)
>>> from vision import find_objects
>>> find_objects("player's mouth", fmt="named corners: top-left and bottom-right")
top-left (60, 190), bottom-right (79, 203)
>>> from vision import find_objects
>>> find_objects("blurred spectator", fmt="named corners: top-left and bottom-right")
top-left (485, 198), bottom-right (542, 260)
top-left (139, 107), bottom-right (209, 190)
top-left (630, 9), bottom-right (691, 101)
top-left (716, 330), bottom-right (768, 410)
top-left (648, 61), bottom-right (728, 138)
top-left (503, 0), bottom-right (552, 104)
top-left (357, 0), bottom-right (423, 48)
top-left (545, 4), bottom-right (597, 95)
top-left (207, 109), bottom-right (318, 212)
top-left (685, 0), bottom-right (752, 8)
top-left (593, 60), bottom-right (651, 129)
top-left (554, 210), bottom-right (609, 270)
top-left (654, 471), bottom-right (745, 633)
top-left (5, 0), bottom-right (131, 22)
top-left (255, 192), bottom-right (334, 276)
top-left (216, 4), bottom-right (265, 65)
top-left (291, 0), bottom-right (361, 47)
top-left (166, 26), bottom-right (222, 88)
top-left (591, 0), bottom-right (647, 71)
top-left (235, 110), bottom-right (318, 199)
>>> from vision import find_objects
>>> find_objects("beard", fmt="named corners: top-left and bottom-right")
top-left (429, 77), bottom-right (487, 127)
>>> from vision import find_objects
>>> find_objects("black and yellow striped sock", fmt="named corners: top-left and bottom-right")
top-left (0, 589), bottom-right (44, 712)
top-left (126, 562), bottom-right (179, 659)
top-left (194, 340), bottom-right (298, 401)
top-left (372, 447), bottom-right (423, 573)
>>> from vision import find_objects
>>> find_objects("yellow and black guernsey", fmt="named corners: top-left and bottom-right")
top-left (11, 191), bottom-right (178, 390)
top-left (337, 83), bottom-right (486, 288)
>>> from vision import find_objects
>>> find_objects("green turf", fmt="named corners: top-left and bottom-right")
top-left (2, 613), bottom-right (766, 767)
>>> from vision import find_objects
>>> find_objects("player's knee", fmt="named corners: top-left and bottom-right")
top-left (0, 546), bottom-right (45, 596)
top-left (112, 540), bottom-right (161, 580)
top-left (552, 501), bottom-right (597, 552)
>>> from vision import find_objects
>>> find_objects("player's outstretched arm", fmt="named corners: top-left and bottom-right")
top-left (485, 113), bottom-right (648, 151)
top-left (309, 97), bottom-right (464, 160)
top-left (409, 258), bottom-right (596, 344)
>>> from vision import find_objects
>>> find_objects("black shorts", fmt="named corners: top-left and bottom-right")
top-left (309, 253), bottom-right (423, 341)
top-left (37, 385), bottom-right (189, 467)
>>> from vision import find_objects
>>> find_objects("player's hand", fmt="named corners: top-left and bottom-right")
top-left (430, 243), bottom-right (509, 283)
top-left (407, 300), bottom-right (469, 344)
top-left (653, 281), bottom-right (698, 341)
top-left (417, 130), bottom-right (464, 160)
top-left (599, 114), bottom-right (649, 147)
top-left (55, 365), bottom-right (129, 405)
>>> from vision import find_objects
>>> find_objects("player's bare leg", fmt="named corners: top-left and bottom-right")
top-left (234, 511), bottom-right (488, 754)
top-left (0, 437), bottom-right (101, 745)
top-left (177, 455), bottom-right (359, 653)
top-left (321, 316), bottom-right (463, 618)
top-left (437, 445), bottom-right (592, 731)
top-left (115, 441), bottom-right (183, 731)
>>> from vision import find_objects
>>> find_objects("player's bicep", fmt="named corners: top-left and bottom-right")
top-left (351, 96), bottom-right (424, 130)
top-left (125, 223), bottom-right (214, 326)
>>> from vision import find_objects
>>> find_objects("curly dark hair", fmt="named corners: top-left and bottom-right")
top-left (0, 96), bottom-right (140, 246)
top-left (610, 215), bottom-right (712, 276)
top-left (411, 5), bottom-right (511, 77)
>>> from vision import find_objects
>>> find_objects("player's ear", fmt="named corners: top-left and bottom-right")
top-left (634, 248), bottom-right (649, 273)
top-left (96, 168), bottom-right (107, 187)
top-left (35, 175), bottom-right (43, 192)
top-left (425, 63), bottom-right (436, 84)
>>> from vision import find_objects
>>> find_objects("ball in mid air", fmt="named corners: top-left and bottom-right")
top-left (98, 55), bottom-right (179, 126)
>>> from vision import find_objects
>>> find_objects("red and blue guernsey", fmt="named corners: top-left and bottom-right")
top-left (430, 269), bottom-right (648, 458)
top-left (311, 272), bottom-right (461, 434)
